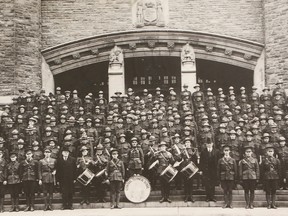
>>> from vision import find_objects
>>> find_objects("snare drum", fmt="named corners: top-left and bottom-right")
top-left (77, 168), bottom-right (95, 186)
top-left (180, 161), bottom-right (199, 179)
top-left (160, 165), bottom-right (178, 182)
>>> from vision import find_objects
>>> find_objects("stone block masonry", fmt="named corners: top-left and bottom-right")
top-left (41, 0), bottom-right (264, 49)
top-left (264, 0), bottom-right (288, 89)
top-left (0, 0), bottom-right (42, 96)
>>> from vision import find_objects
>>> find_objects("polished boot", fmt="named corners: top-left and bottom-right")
top-left (110, 194), bottom-right (115, 209)
top-left (249, 193), bottom-right (255, 209)
top-left (190, 196), bottom-right (195, 203)
top-left (184, 195), bottom-right (189, 202)
top-left (115, 193), bottom-right (121, 209)
top-left (44, 196), bottom-right (48, 211)
top-left (48, 195), bottom-right (53, 210)
top-left (9, 198), bottom-right (15, 212)
top-left (228, 192), bottom-right (233, 208)
top-left (271, 194), bottom-right (277, 209)
top-left (266, 194), bottom-right (271, 209)
top-left (24, 197), bottom-right (30, 211)
top-left (222, 194), bottom-right (228, 208)
top-left (0, 198), bottom-right (4, 213)
top-left (15, 198), bottom-right (19, 212)
top-left (244, 192), bottom-right (250, 209)
top-left (30, 197), bottom-right (35, 211)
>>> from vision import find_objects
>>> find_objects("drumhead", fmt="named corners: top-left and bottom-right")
top-left (124, 175), bottom-right (151, 203)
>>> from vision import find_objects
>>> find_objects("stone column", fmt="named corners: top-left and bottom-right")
top-left (253, 50), bottom-right (265, 93)
top-left (181, 43), bottom-right (197, 93)
top-left (108, 46), bottom-right (125, 101)
top-left (41, 56), bottom-right (55, 94)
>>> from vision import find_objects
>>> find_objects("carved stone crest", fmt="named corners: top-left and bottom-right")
top-left (109, 46), bottom-right (124, 69)
top-left (133, 0), bottom-right (168, 28)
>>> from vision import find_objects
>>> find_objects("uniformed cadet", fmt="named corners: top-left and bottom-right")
top-left (239, 145), bottom-right (260, 209)
top-left (15, 139), bottom-right (26, 162)
top-left (77, 146), bottom-right (94, 205)
top-left (217, 144), bottom-right (237, 208)
top-left (38, 147), bottom-right (57, 211)
top-left (276, 137), bottom-right (288, 190)
top-left (181, 137), bottom-right (198, 202)
top-left (6, 152), bottom-right (20, 212)
top-left (106, 148), bottom-right (125, 209)
top-left (127, 137), bottom-right (144, 177)
top-left (32, 141), bottom-right (43, 161)
top-left (92, 144), bottom-right (109, 203)
top-left (20, 149), bottom-right (39, 211)
top-left (261, 144), bottom-right (281, 209)
top-left (157, 141), bottom-right (175, 203)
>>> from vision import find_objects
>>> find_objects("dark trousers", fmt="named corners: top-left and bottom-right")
top-left (110, 180), bottom-right (122, 207)
top-left (22, 180), bottom-right (36, 206)
top-left (221, 180), bottom-right (234, 206)
top-left (0, 183), bottom-right (4, 198)
top-left (9, 184), bottom-right (20, 199)
top-left (60, 183), bottom-right (74, 208)
top-left (80, 184), bottom-right (90, 201)
top-left (204, 179), bottom-right (216, 200)
top-left (159, 176), bottom-right (170, 199)
top-left (184, 177), bottom-right (193, 197)
top-left (42, 183), bottom-right (54, 196)
top-left (94, 179), bottom-right (106, 200)
top-left (242, 180), bottom-right (256, 206)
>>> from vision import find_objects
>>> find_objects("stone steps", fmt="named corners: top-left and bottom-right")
top-left (2, 200), bottom-right (288, 211)
top-left (3, 189), bottom-right (288, 207)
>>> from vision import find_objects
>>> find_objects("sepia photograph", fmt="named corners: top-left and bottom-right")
top-left (0, 0), bottom-right (288, 215)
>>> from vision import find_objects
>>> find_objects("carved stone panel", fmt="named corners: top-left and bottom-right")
top-left (132, 0), bottom-right (169, 28)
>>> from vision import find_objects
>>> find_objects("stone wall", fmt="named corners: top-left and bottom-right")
top-left (0, 0), bottom-right (42, 96)
top-left (0, 0), bottom-right (15, 95)
top-left (41, 0), bottom-right (264, 49)
top-left (264, 0), bottom-right (288, 88)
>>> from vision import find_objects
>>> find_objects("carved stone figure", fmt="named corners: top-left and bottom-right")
top-left (109, 46), bottom-right (124, 68)
top-left (181, 43), bottom-right (195, 66)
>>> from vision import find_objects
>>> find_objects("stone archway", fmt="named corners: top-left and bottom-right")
top-left (42, 29), bottom-right (265, 97)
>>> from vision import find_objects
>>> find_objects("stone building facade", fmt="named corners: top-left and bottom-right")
top-left (0, 0), bottom-right (287, 101)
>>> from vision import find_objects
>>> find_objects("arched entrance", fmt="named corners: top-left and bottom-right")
top-left (54, 62), bottom-right (109, 99)
top-left (42, 30), bottom-right (265, 98)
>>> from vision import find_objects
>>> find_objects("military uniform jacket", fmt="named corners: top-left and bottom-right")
top-left (127, 147), bottom-right (144, 169)
top-left (239, 157), bottom-right (260, 180)
top-left (156, 151), bottom-right (175, 174)
top-left (217, 156), bottom-right (237, 181)
top-left (0, 159), bottom-right (6, 182)
top-left (261, 156), bottom-right (281, 180)
top-left (76, 156), bottom-right (93, 172)
top-left (6, 161), bottom-right (20, 184)
top-left (20, 159), bottom-right (39, 181)
top-left (106, 158), bottom-right (125, 182)
top-left (39, 157), bottom-right (57, 183)
top-left (93, 154), bottom-right (108, 171)
top-left (277, 146), bottom-right (288, 178)
top-left (118, 142), bottom-right (130, 164)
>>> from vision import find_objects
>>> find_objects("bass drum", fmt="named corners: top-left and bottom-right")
top-left (124, 175), bottom-right (151, 203)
